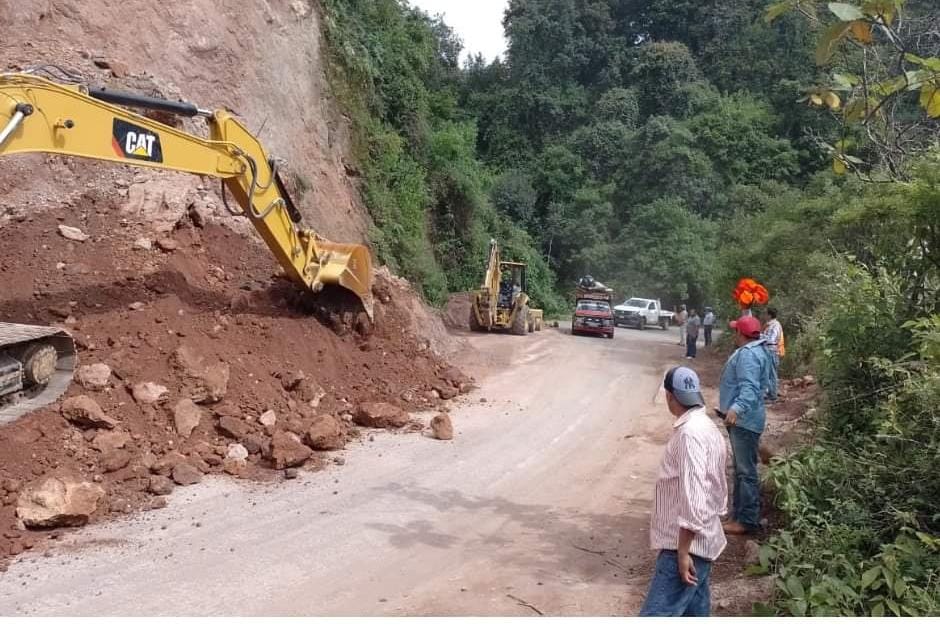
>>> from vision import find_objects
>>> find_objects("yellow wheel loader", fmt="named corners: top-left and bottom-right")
top-left (0, 70), bottom-right (373, 425)
top-left (469, 240), bottom-right (543, 335)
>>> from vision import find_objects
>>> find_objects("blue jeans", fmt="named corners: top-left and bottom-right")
top-left (729, 426), bottom-right (761, 530)
top-left (767, 352), bottom-right (780, 400)
top-left (686, 334), bottom-right (698, 358)
top-left (640, 550), bottom-right (712, 616)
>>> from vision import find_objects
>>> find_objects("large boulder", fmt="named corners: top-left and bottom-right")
top-left (148, 475), bottom-right (175, 496)
top-left (76, 363), bottom-right (112, 391)
top-left (430, 414), bottom-right (454, 441)
top-left (226, 443), bottom-right (249, 462)
top-left (16, 475), bottom-right (105, 528)
top-left (92, 430), bottom-right (129, 452)
top-left (434, 384), bottom-right (459, 401)
top-left (173, 398), bottom-right (203, 438)
top-left (440, 367), bottom-right (469, 386)
top-left (268, 431), bottom-right (312, 469)
top-left (217, 416), bottom-right (250, 440)
top-left (57, 224), bottom-right (89, 242)
top-left (61, 396), bottom-right (118, 430)
top-left (150, 451), bottom-right (189, 476)
top-left (353, 402), bottom-right (410, 429)
top-left (132, 382), bottom-right (168, 405)
top-left (171, 462), bottom-right (203, 486)
top-left (305, 414), bottom-right (345, 451)
top-left (278, 370), bottom-right (325, 406)
top-left (258, 410), bottom-right (277, 428)
top-left (100, 449), bottom-right (132, 473)
top-left (173, 345), bottom-right (230, 403)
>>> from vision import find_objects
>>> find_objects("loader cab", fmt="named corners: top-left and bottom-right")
top-left (498, 263), bottom-right (527, 307)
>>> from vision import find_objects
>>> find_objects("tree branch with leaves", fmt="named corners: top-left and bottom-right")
top-left (767, 0), bottom-right (940, 180)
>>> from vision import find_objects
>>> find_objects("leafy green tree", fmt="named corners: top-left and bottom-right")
top-left (616, 116), bottom-right (723, 216)
top-left (630, 41), bottom-right (702, 119)
top-left (570, 121), bottom-right (636, 179)
top-left (596, 87), bottom-right (640, 127)
top-left (612, 197), bottom-right (717, 305)
top-left (688, 93), bottom-right (801, 185)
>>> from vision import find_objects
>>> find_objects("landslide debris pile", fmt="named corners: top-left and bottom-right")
top-left (0, 194), bottom-right (473, 563)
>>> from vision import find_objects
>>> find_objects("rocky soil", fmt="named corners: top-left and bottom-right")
top-left (0, 191), bottom-right (473, 564)
top-left (0, 0), bottom-right (482, 566)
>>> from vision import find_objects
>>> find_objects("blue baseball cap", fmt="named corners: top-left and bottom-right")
top-left (663, 366), bottom-right (706, 408)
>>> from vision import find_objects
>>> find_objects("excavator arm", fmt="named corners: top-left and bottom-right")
top-left (0, 72), bottom-right (373, 318)
top-left (0, 72), bottom-right (373, 425)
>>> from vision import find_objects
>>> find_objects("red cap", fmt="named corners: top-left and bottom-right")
top-left (730, 315), bottom-right (762, 338)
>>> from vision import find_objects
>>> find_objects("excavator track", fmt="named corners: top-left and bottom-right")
top-left (0, 324), bottom-right (76, 427)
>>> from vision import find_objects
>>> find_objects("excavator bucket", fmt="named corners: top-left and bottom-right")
top-left (310, 240), bottom-right (375, 321)
top-left (0, 324), bottom-right (76, 426)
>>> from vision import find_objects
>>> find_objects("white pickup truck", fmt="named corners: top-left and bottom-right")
top-left (613, 298), bottom-right (674, 330)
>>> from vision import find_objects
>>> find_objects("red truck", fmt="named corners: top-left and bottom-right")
top-left (571, 283), bottom-right (615, 339)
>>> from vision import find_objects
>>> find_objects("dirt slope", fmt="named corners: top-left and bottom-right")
top-left (0, 0), bottom-right (477, 564)
top-left (0, 194), bottom-right (471, 562)
top-left (0, 0), bottom-right (367, 243)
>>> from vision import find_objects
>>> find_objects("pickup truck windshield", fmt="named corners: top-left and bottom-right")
top-left (623, 299), bottom-right (648, 308)
top-left (577, 300), bottom-right (611, 313)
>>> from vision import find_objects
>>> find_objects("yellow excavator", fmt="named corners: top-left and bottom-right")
top-left (0, 70), bottom-right (373, 425)
top-left (469, 239), bottom-right (543, 335)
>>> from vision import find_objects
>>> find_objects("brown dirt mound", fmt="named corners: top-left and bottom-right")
top-left (0, 195), bottom-right (471, 564)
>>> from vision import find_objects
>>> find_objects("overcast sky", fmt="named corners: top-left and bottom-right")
top-left (409, 0), bottom-right (509, 62)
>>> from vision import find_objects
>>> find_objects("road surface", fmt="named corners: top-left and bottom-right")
top-left (0, 324), bottom-right (685, 616)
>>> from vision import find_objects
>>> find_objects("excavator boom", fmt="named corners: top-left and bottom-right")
top-left (0, 72), bottom-right (373, 424)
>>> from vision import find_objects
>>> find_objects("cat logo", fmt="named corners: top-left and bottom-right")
top-left (111, 119), bottom-right (163, 163)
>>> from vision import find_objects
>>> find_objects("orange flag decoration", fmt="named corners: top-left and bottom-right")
top-left (732, 277), bottom-right (770, 309)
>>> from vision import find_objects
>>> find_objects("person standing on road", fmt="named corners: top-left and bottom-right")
top-left (685, 309), bottom-right (701, 360)
top-left (640, 366), bottom-right (728, 617)
top-left (702, 308), bottom-right (715, 347)
top-left (676, 305), bottom-right (688, 346)
top-left (760, 308), bottom-right (784, 402)
top-left (718, 315), bottom-right (771, 536)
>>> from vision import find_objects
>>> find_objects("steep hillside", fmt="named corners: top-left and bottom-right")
top-left (1, 0), bottom-right (368, 242)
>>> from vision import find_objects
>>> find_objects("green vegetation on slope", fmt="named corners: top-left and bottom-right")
top-left (320, 0), bottom-right (561, 313)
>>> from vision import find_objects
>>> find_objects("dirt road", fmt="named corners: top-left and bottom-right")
top-left (0, 324), bottom-right (684, 616)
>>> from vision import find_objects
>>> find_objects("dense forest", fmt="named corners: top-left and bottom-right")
top-left (321, 0), bottom-right (940, 615)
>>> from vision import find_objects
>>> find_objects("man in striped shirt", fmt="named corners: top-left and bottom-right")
top-left (761, 308), bottom-right (784, 402)
top-left (640, 366), bottom-right (728, 617)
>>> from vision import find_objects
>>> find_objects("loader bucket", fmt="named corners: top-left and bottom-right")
top-left (311, 240), bottom-right (375, 321)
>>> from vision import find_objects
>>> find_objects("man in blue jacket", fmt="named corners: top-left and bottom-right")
top-left (718, 315), bottom-right (771, 536)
